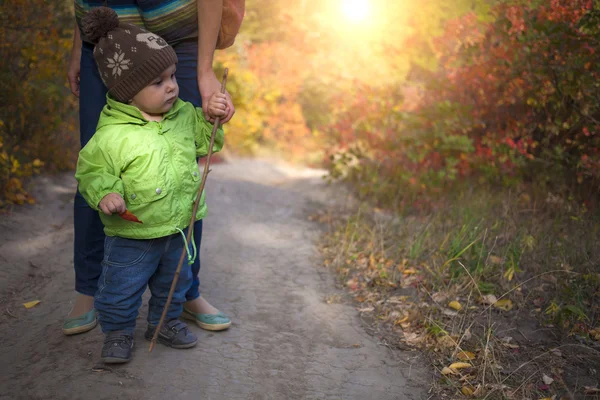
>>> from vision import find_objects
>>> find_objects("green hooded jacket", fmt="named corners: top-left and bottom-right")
top-left (75, 96), bottom-right (224, 239)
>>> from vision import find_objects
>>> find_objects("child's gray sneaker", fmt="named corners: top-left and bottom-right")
top-left (101, 331), bottom-right (134, 364)
top-left (145, 319), bottom-right (197, 349)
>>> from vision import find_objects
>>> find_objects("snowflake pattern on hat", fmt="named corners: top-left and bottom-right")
top-left (106, 51), bottom-right (131, 77)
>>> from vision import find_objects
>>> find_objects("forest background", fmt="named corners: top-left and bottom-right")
top-left (1, 0), bottom-right (600, 398)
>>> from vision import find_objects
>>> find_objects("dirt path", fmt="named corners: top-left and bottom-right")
top-left (0, 159), bottom-right (427, 400)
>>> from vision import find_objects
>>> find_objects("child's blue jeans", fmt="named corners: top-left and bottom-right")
top-left (95, 232), bottom-right (193, 334)
top-left (74, 40), bottom-right (204, 301)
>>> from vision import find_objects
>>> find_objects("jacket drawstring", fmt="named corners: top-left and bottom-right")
top-left (175, 227), bottom-right (197, 265)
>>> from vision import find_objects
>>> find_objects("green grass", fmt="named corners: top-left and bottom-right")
top-left (319, 182), bottom-right (600, 399)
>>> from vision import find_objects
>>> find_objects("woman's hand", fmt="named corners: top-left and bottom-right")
top-left (198, 71), bottom-right (235, 124)
top-left (67, 54), bottom-right (81, 97)
top-left (67, 24), bottom-right (82, 97)
top-left (99, 193), bottom-right (126, 216)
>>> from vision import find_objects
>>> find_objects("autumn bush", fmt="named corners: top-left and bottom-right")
top-left (326, 0), bottom-right (600, 209)
top-left (0, 0), bottom-right (78, 206)
top-left (313, 2), bottom-right (600, 397)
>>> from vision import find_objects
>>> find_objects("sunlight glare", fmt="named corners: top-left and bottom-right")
top-left (341, 0), bottom-right (370, 23)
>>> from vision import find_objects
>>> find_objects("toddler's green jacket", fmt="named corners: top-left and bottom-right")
top-left (75, 95), bottom-right (224, 239)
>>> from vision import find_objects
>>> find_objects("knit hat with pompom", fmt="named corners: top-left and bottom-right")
top-left (81, 7), bottom-right (178, 102)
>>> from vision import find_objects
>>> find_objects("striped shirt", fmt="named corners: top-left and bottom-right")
top-left (75, 0), bottom-right (198, 44)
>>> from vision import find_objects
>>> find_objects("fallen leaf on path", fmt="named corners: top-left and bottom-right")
top-left (442, 309), bottom-right (459, 317)
top-left (449, 362), bottom-right (472, 370)
top-left (387, 296), bottom-right (408, 305)
top-left (457, 351), bottom-right (476, 361)
top-left (448, 301), bottom-right (463, 311)
top-left (542, 374), bottom-right (554, 385)
top-left (461, 386), bottom-right (474, 396)
top-left (23, 300), bottom-right (40, 309)
top-left (481, 294), bottom-right (498, 305)
top-left (441, 367), bottom-right (456, 375)
top-left (493, 299), bottom-right (513, 311)
top-left (346, 278), bottom-right (359, 290)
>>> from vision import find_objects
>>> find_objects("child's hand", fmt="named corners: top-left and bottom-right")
top-left (99, 193), bottom-right (126, 216)
top-left (207, 92), bottom-right (229, 120)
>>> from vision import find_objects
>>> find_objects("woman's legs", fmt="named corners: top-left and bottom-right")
top-left (174, 40), bottom-right (229, 324)
top-left (66, 42), bottom-right (108, 326)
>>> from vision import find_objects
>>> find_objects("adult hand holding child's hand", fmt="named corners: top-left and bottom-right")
top-left (99, 193), bottom-right (126, 216)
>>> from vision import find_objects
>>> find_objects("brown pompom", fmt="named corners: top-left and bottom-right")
top-left (81, 7), bottom-right (119, 44)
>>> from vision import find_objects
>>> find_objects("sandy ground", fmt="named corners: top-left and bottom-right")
top-left (0, 159), bottom-right (428, 400)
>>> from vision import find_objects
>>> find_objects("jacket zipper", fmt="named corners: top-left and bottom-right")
top-left (159, 122), bottom-right (184, 226)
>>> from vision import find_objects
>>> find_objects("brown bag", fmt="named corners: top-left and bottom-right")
top-left (216, 0), bottom-right (245, 49)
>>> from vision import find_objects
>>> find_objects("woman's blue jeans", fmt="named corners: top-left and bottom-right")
top-left (74, 40), bottom-right (203, 301)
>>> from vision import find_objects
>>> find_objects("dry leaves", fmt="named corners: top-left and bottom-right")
top-left (448, 300), bottom-right (463, 311)
top-left (542, 374), bottom-right (554, 385)
top-left (449, 362), bottom-right (472, 370)
top-left (481, 294), bottom-right (498, 305)
top-left (584, 386), bottom-right (600, 395)
top-left (457, 351), bottom-right (476, 361)
top-left (493, 298), bottom-right (513, 311)
top-left (23, 300), bottom-right (40, 309)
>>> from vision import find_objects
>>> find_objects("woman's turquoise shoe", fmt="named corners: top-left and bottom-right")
top-left (62, 308), bottom-right (98, 336)
top-left (181, 307), bottom-right (231, 331)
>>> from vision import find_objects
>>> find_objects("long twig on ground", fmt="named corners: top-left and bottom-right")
top-left (149, 68), bottom-right (229, 352)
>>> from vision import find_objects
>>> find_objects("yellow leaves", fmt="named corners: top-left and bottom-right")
top-left (394, 315), bottom-right (410, 325)
top-left (23, 300), bottom-right (40, 309)
top-left (448, 301), bottom-right (463, 311)
top-left (449, 362), bottom-right (472, 370)
top-left (504, 266), bottom-right (516, 281)
top-left (457, 351), bottom-right (476, 361)
top-left (32, 158), bottom-right (44, 168)
top-left (545, 301), bottom-right (560, 316)
top-left (461, 386), bottom-right (474, 396)
top-left (441, 361), bottom-right (472, 376)
top-left (589, 328), bottom-right (600, 341)
top-left (11, 158), bottom-right (21, 174)
top-left (493, 299), bottom-right (513, 311)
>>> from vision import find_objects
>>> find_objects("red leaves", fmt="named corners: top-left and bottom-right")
top-left (119, 210), bottom-right (142, 224)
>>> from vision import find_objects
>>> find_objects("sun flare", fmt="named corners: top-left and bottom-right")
top-left (341, 0), bottom-right (370, 23)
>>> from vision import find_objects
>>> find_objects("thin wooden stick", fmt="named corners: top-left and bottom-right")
top-left (149, 68), bottom-right (229, 352)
